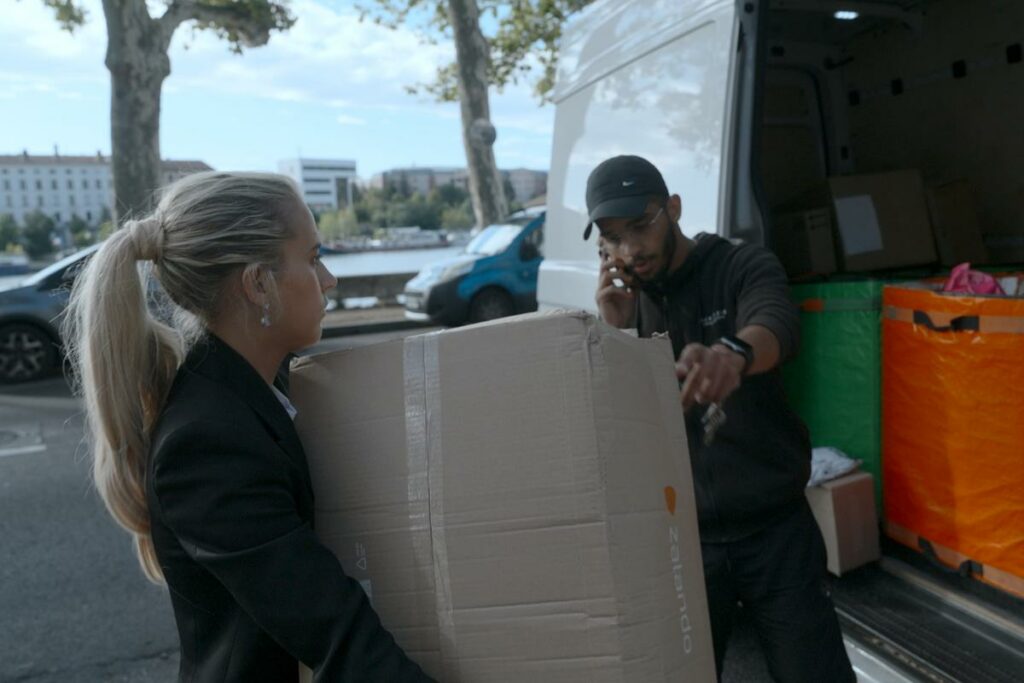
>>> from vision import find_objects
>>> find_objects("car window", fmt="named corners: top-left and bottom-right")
top-left (465, 225), bottom-right (524, 256)
top-left (22, 245), bottom-right (100, 288)
top-left (521, 225), bottom-right (544, 259)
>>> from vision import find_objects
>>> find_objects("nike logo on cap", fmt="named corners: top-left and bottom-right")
top-left (622, 180), bottom-right (635, 187)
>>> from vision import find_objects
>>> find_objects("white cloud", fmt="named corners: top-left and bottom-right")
top-left (1, 0), bottom-right (555, 171)
top-left (165, 0), bottom-right (452, 109)
top-left (1, 0), bottom-right (452, 109)
top-left (2, 0), bottom-right (106, 61)
top-left (0, 0), bottom-right (107, 93)
top-left (336, 114), bottom-right (366, 126)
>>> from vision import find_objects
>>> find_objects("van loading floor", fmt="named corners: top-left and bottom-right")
top-left (831, 562), bottom-right (1024, 683)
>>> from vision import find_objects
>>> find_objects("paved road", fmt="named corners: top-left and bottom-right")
top-left (0, 377), bottom-right (178, 682)
top-left (0, 325), bottom-right (779, 682)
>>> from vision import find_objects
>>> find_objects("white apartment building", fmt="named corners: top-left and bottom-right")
top-left (278, 158), bottom-right (357, 211)
top-left (0, 151), bottom-right (213, 226)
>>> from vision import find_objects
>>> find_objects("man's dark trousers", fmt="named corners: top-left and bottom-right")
top-left (701, 502), bottom-right (856, 682)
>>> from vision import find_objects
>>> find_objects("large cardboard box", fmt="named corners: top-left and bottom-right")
top-left (290, 312), bottom-right (715, 682)
top-left (773, 207), bottom-right (838, 276)
top-left (793, 170), bottom-right (937, 272)
top-left (806, 471), bottom-right (880, 576)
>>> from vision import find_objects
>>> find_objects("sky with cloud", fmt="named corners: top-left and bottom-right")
top-left (0, 0), bottom-right (556, 178)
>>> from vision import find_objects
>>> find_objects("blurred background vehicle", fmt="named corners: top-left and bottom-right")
top-left (0, 245), bottom-right (98, 383)
top-left (403, 207), bottom-right (544, 326)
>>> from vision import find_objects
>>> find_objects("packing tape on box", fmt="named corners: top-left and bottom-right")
top-left (884, 305), bottom-right (1024, 334)
top-left (403, 333), bottom-right (455, 666)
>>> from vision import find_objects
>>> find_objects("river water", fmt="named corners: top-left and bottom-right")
top-left (321, 246), bottom-right (463, 277)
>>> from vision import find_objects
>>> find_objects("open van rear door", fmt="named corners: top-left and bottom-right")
top-left (539, 0), bottom-right (744, 312)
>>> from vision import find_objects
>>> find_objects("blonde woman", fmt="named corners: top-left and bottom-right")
top-left (63, 173), bottom-right (432, 682)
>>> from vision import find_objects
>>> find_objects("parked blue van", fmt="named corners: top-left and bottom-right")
top-left (403, 208), bottom-right (544, 326)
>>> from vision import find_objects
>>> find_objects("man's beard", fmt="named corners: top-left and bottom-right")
top-left (631, 223), bottom-right (677, 298)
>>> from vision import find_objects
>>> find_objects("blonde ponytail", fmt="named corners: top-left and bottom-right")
top-left (63, 172), bottom-right (301, 582)
top-left (63, 221), bottom-right (180, 581)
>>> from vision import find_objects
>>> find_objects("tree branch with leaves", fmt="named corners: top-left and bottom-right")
top-left (41, 0), bottom-right (295, 221)
top-left (359, 0), bottom-right (591, 227)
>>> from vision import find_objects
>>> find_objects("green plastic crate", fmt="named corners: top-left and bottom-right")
top-left (783, 280), bottom-right (884, 510)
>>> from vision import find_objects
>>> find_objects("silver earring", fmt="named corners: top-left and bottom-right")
top-left (260, 303), bottom-right (271, 328)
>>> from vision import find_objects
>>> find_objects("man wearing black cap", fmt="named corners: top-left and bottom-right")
top-left (586, 155), bottom-right (854, 682)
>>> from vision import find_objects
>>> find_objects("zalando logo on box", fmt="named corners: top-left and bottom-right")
top-left (664, 486), bottom-right (693, 654)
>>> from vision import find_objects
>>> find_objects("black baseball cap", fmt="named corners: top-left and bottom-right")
top-left (583, 155), bottom-right (668, 240)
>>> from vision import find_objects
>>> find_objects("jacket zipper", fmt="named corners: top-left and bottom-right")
top-left (661, 290), bottom-right (723, 534)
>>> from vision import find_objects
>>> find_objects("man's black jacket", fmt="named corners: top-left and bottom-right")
top-left (636, 234), bottom-right (811, 542)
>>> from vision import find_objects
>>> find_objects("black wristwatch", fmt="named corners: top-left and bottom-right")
top-left (715, 335), bottom-right (754, 376)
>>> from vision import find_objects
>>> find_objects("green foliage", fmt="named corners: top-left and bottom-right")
top-left (387, 193), bottom-right (440, 230)
top-left (188, 0), bottom-right (296, 54)
top-left (440, 202), bottom-right (473, 230)
top-left (68, 214), bottom-right (94, 248)
top-left (318, 209), bottom-right (362, 241)
top-left (42, 0), bottom-right (296, 51)
top-left (357, 0), bottom-right (593, 102)
top-left (40, 0), bottom-right (86, 31)
top-left (0, 214), bottom-right (19, 251)
top-left (98, 221), bottom-right (115, 241)
top-left (430, 183), bottom-right (468, 206)
top-left (21, 212), bottom-right (56, 259)
top-left (318, 185), bottom-right (479, 239)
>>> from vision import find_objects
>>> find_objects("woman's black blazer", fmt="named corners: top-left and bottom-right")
top-left (146, 334), bottom-right (431, 682)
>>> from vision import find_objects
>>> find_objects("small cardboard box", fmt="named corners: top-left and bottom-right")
top-left (806, 471), bottom-right (880, 576)
top-left (291, 312), bottom-right (716, 682)
top-left (791, 170), bottom-right (938, 272)
top-left (773, 207), bottom-right (838, 276)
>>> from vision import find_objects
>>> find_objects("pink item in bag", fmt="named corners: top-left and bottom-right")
top-left (942, 263), bottom-right (1005, 295)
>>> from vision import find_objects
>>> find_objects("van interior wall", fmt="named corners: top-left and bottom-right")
top-left (839, 0), bottom-right (1024, 262)
top-left (759, 68), bottom-right (830, 210)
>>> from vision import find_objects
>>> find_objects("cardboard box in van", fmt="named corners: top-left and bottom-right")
top-left (806, 471), bottom-right (880, 576)
top-left (797, 170), bottom-right (938, 272)
top-left (773, 207), bottom-right (838, 277)
top-left (290, 312), bottom-right (715, 682)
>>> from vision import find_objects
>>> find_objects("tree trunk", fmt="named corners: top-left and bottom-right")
top-left (102, 0), bottom-right (170, 223)
top-left (446, 0), bottom-right (507, 228)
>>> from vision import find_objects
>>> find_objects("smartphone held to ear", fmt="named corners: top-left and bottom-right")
top-left (599, 243), bottom-right (633, 290)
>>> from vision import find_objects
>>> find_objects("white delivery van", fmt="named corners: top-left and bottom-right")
top-left (539, 0), bottom-right (1022, 309)
top-left (540, 1), bottom-right (1024, 680)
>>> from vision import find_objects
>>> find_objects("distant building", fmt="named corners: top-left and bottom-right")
top-left (504, 168), bottom-right (548, 204)
top-left (278, 158), bottom-right (357, 212)
top-left (370, 166), bottom-right (467, 197)
top-left (0, 150), bottom-right (213, 226)
top-left (371, 166), bottom-right (547, 203)
top-left (161, 160), bottom-right (214, 187)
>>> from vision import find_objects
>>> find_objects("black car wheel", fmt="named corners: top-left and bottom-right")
top-left (468, 288), bottom-right (515, 324)
top-left (0, 323), bottom-right (57, 383)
